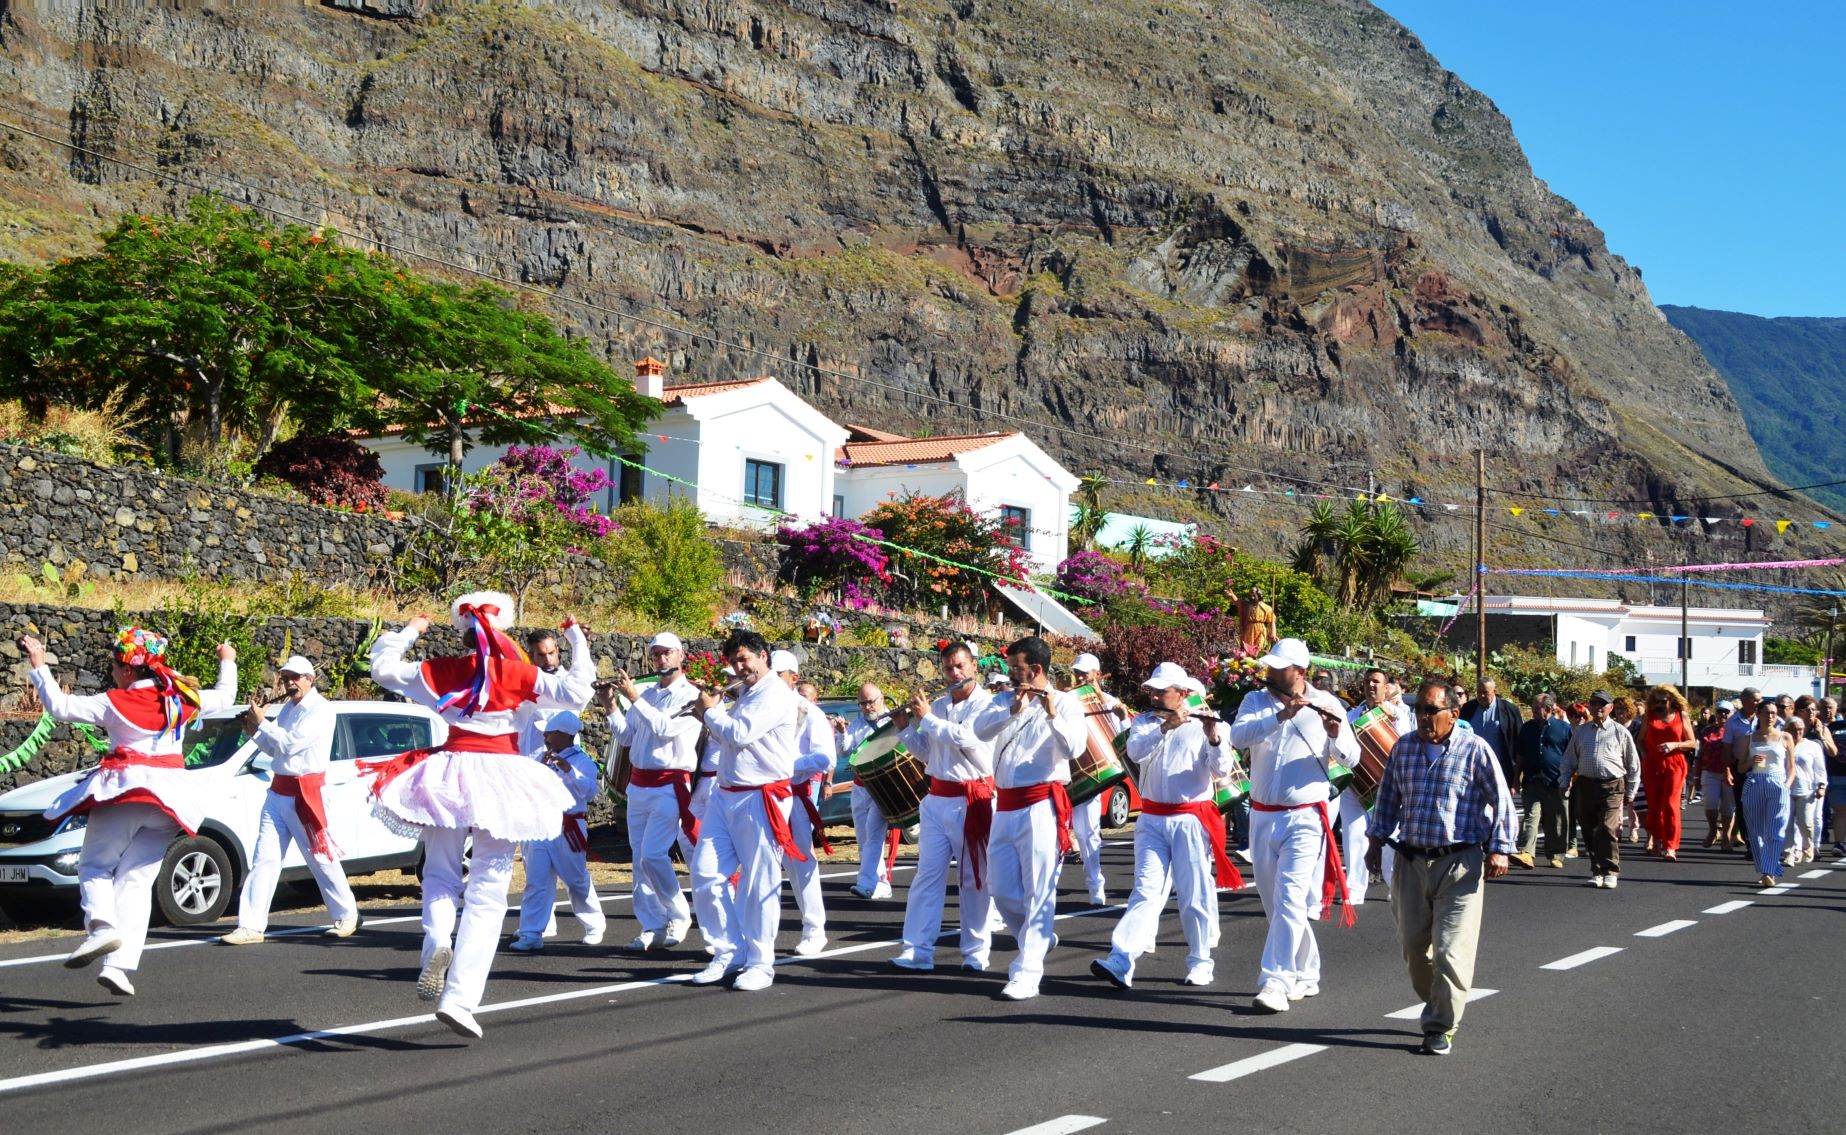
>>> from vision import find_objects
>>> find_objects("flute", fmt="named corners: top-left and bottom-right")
top-left (671, 679), bottom-right (745, 717)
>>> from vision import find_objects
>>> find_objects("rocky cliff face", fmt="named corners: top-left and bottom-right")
top-left (0, 0), bottom-right (1825, 568)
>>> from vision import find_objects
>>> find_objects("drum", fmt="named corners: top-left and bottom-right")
top-left (1349, 704), bottom-right (1403, 807)
top-left (606, 674), bottom-right (663, 805)
top-left (1212, 775), bottom-right (1251, 817)
top-left (1070, 683), bottom-right (1131, 806)
top-left (847, 720), bottom-right (928, 830)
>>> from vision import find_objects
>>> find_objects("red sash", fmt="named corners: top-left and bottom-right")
top-left (996, 782), bottom-right (1073, 857)
top-left (271, 772), bottom-right (338, 860)
top-left (1142, 799), bottom-right (1244, 890)
top-left (358, 727), bottom-right (519, 797)
top-left (99, 747), bottom-right (183, 771)
top-left (58, 747), bottom-right (194, 835)
top-left (1251, 798), bottom-right (1355, 928)
top-left (930, 775), bottom-right (995, 889)
top-left (792, 777), bottom-right (834, 855)
top-left (562, 810), bottom-right (590, 854)
top-left (630, 767), bottom-right (700, 844)
top-left (722, 780), bottom-right (805, 862)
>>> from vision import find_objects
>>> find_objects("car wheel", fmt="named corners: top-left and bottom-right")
top-left (156, 835), bottom-right (234, 925)
top-left (1106, 787), bottom-right (1132, 830)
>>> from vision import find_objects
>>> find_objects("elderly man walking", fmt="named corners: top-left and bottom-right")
top-left (1367, 677), bottom-right (1515, 1056)
top-left (1562, 690), bottom-right (1641, 889)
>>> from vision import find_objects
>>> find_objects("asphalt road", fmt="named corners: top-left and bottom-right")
top-left (1, 818), bottom-right (1841, 1135)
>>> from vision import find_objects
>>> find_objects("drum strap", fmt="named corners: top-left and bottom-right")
top-left (1142, 800), bottom-right (1243, 890)
top-left (722, 780), bottom-right (805, 862)
top-left (1251, 799), bottom-right (1355, 929)
top-left (631, 768), bottom-right (700, 844)
top-left (996, 783), bottom-right (1073, 857)
top-left (930, 776), bottom-right (995, 889)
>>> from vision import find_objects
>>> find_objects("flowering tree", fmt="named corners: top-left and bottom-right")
top-left (493, 444), bottom-right (616, 539)
top-left (861, 491), bottom-right (1031, 614)
top-left (776, 516), bottom-right (892, 609)
top-left (1053, 551), bottom-right (1143, 606)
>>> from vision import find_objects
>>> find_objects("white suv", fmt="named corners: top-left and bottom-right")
top-left (0, 701), bottom-right (445, 925)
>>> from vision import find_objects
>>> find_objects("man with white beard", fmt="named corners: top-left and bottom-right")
top-left (840, 683), bottom-right (899, 900)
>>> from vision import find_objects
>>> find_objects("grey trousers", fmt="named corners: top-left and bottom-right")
top-left (1389, 846), bottom-right (1487, 1037)
top-left (1517, 781), bottom-right (1568, 858)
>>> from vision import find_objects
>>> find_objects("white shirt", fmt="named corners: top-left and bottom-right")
top-left (369, 623), bottom-right (593, 738)
top-left (1125, 713), bottom-right (1235, 805)
top-left (251, 688), bottom-right (337, 777)
top-left (703, 672), bottom-right (800, 787)
top-left (1792, 738), bottom-right (1826, 797)
top-left (971, 687), bottom-right (1087, 789)
top-left (901, 687), bottom-right (995, 782)
top-left (611, 676), bottom-right (702, 773)
top-left (1230, 685), bottom-right (1360, 807)
top-left (841, 710), bottom-right (888, 758)
top-left (538, 743), bottom-right (601, 810)
top-left (31, 660), bottom-right (239, 757)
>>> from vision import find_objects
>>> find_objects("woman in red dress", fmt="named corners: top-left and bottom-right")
top-left (1639, 685), bottom-right (1698, 860)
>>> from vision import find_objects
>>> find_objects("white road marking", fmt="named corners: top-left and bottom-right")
top-left (0, 892), bottom-right (1117, 1094)
top-left (1190, 1043), bottom-right (1328, 1083)
top-left (1703, 900), bottom-right (1753, 914)
top-left (1385, 988), bottom-right (1497, 1019)
top-left (1634, 920), bottom-right (1697, 938)
top-left (1540, 946), bottom-right (1624, 970)
top-left (1760, 884), bottom-right (1797, 896)
top-left (1798, 869), bottom-right (1832, 880)
top-left (1002, 1117), bottom-right (1107, 1135)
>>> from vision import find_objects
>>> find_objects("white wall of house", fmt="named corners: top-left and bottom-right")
top-left (1534, 598), bottom-right (1791, 693)
top-left (687, 387), bottom-right (845, 527)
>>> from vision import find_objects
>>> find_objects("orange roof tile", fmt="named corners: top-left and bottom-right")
top-left (844, 423), bottom-right (911, 443)
top-left (837, 432), bottom-right (1017, 467)
top-left (660, 377), bottom-right (773, 406)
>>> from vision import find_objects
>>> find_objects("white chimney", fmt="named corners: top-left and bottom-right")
top-left (632, 355), bottom-right (666, 400)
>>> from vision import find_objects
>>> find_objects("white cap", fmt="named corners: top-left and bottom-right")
top-left (277, 655), bottom-right (316, 678)
top-left (1072, 652), bottom-right (1102, 674)
top-left (648, 631), bottom-right (684, 652)
top-left (1141, 661), bottom-right (1203, 695)
top-left (1257, 638), bottom-right (1312, 670)
top-left (770, 649), bottom-right (801, 675)
top-left (544, 711), bottom-right (584, 736)
top-left (987, 671), bottom-right (1012, 687)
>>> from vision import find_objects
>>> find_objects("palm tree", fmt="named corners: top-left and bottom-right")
top-left (1068, 472), bottom-right (1111, 555)
top-left (1290, 499), bottom-right (1420, 609)
top-left (1124, 523), bottom-right (1155, 573)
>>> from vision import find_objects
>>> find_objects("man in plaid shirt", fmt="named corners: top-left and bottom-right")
top-left (1366, 677), bottom-right (1516, 1056)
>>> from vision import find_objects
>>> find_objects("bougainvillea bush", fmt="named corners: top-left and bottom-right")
top-left (776, 517), bottom-right (892, 607)
top-left (860, 491), bottom-right (1032, 615)
top-left (252, 434), bottom-right (388, 511)
top-left (1054, 551), bottom-right (1143, 606)
top-left (489, 444), bottom-right (616, 539)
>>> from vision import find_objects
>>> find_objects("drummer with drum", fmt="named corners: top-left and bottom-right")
top-left (1341, 669), bottom-right (1416, 905)
top-left (1068, 653), bottom-right (1127, 906)
top-left (1091, 662), bottom-right (1241, 989)
top-left (839, 683), bottom-right (900, 901)
top-left (890, 642), bottom-right (999, 973)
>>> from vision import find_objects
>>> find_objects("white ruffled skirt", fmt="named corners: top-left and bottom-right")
top-left (46, 767), bottom-right (206, 835)
top-left (373, 750), bottom-right (573, 843)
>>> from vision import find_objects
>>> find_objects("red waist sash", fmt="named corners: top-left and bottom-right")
top-left (1251, 798), bottom-right (1354, 928)
top-left (721, 780), bottom-right (806, 863)
top-left (629, 768), bottom-right (700, 843)
top-left (929, 776), bottom-right (996, 889)
top-left (357, 727), bottom-right (519, 796)
top-left (792, 776), bottom-right (834, 855)
top-left (1142, 799), bottom-right (1244, 890)
top-left (100, 747), bottom-right (184, 771)
top-left (995, 782), bottom-right (1073, 857)
top-left (61, 748), bottom-right (195, 835)
top-left (271, 772), bottom-right (338, 860)
top-left (561, 810), bottom-right (590, 854)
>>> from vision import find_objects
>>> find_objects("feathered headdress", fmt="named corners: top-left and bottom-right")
top-left (438, 591), bottom-right (527, 718)
top-left (114, 625), bottom-right (200, 740)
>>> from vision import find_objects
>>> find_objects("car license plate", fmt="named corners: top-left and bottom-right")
top-left (0, 865), bottom-right (28, 883)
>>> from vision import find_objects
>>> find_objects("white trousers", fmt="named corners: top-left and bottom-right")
top-left (1071, 794), bottom-right (1104, 894)
top-left (77, 802), bottom-right (175, 974)
top-left (517, 834), bottom-right (605, 939)
top-left (851, 785), bottom-right (892, 892)
top-left (683, 776), bottom-right (728, 948)
top-left (1337, 790), bottom-right (1393, 901)
top-left (628, 783), bottom-right (691, 933)
top-left (784, 783), bottom-right (826, 935)
top-left (1105, 812), bottom-right (1214, 978)
top-left (899, 793), bottom-right (993, 966)
top-left (419, 825), bottom-right (516, 1015)
top-left (237, 790), bottom-right (358, 933)
top-left (1251, 806), bottom-right (1327, 991)
top-left (1787, 794), bottom-right (1817, 858)
top-left (988, 799), bottom-right (1060, 984)
top-left (703, 787), bottom-right (791, 978)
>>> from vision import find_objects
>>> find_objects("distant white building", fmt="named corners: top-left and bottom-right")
top-left (834, 426), bottom-right (1077, 573)
top-left (1091, 511), bottom-right (1198, 558)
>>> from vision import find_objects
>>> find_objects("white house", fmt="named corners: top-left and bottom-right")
top-left (359, 358), bottom-right (849, 528)
top-left (834, 426), bottom-right (1078, 573)
top-left (1471, 594), bottom-right (1815, 698)
top-left (1091, 511), bottom-right (1198, 559)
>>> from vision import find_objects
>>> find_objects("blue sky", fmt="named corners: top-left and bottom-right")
top-left (1373, 1), bottom-right (1845, 318)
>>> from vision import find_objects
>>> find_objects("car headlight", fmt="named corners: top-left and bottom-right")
top-left (52, 850), bottom-right (82, 875)
top-left (57, 814), bottom-right (89, 834)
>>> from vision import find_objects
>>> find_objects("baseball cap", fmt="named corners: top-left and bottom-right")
top-left (1142, 661), bottom-right (1204, 695)
top-left (277, 655), bottom-right (316, 678)
top-left (545, 711), bottom-right (584, 736)
top-left (986, 671), bottom-right (1012, 687)
top-left (1257, 638), bottom-right (1311, 670)
top-left (1588, 690), bottom-right (1614, 706)
top-left (648, 632), bottom-right (684, 652)
top-left (1072, 653), bottom-right (1102, 674)
top-left (1716, 700), bottom-right (1734, 712)
top-left (770, 649), bottom-right (801, 675)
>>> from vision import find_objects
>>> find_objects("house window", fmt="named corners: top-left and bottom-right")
top-left (1569, 642), bottom-right (1577, 666)
top-left (743, 459), bottom-right (783, 510)
top-left (999, 505), bottom-right (1031, 535)
top-left (618, 457), bottom-right (644, 505)
top-left (1739, 640), bottom-right (1758, 666)
top-left (832, 495), bottom-right (845, 519)
top-left (1588, 646), bottom-right (1598, 671)
top-left (1676, 637), bottom-right (1693, 659)
top-left (414, 463), bottom-right (449, 495)
top-left (1624, 635), bottom-right (1636, 652)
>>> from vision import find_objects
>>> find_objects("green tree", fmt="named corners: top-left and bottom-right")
top-left (1290, 499), bottom-right (1421, 609)
top-left (1068, 472), bottom-right (1110, 553)
top-left (602, 498), bottom-right (725, 627)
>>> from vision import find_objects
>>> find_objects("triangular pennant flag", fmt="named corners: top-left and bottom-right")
top-left (1637, 512), bottom-right (1653, 520)
top-left (1670, 515), bottom-right (1688, 523)
top-left (1817, 521), bottom-right (1833, 529)
top-left (1242, 484), bottom-right (1257, 493)
top-left (1207, 482), bottom-right (1220, 491)
top-left (1509, 507), bottom-right (1524, 517)
top-left (1377, 493), bottom-right (1391, 502)
top-left (1408, 497), bottom-right (1422, 504)
top-left (1572, 510), bottom-right (1591, 518)
top-left (1177, 479), bottom-right (1189, 488)
top-left (1704, 516), bottom-right (1721, 524)
top-left (1606, 512), bottom-right (1621, 521)
top-left (1776, 520), bottom-right (1791, 534)
top-left (1285, 490), bottom-right (1296, 497)
top-left (1145, 478), bottom-right (1157, 485)
top-left (1544, 508), bottom-right (1560, 516)
top-left (1740, 518), bottom-right (1755, 527)
top-left (1443, 504), bottom-right (1459, 512)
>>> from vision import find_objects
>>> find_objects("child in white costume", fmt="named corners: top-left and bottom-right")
top-left (510, 712), bottom-right (607, 951)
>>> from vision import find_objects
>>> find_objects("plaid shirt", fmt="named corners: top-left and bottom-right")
top-left (1370, 727), bottom-right (1517, 854)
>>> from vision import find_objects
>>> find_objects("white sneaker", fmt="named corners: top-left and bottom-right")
top-left (1088, 887), bottom-right (1107, 906)
top-left (324, 916), bottom-right (360, 939)
top-left (97, 967), bottom-right (135, 996)
top-left (871, 883), bottom-right (893, 900)
top-left (65, 929), bottom-right (123, 968)
top-left (624, 930), bottom-right (662, 951)
top-left (508, 934), bottom-right (544, 953)
top-left (1090, 956), bottom-right (1132, 988)
top-left (1183, 962), bottom-right (1215, 987)
top-left (999, 978), bottom-right (1040, 1001)
top-left (1603, 874), bottom-right (1619, 890)
top-left (1234, 847), bottom-right (1254, 864)
top-left (1252, 982), bottom-right (1292, 1013)
top-left (793, 933), bottom-right (828, 957)
top-left (417, 945), bottom-right (452, 1002)
top-left (1584, 876), bottom-right (1605, 889)
top-left (435, 1004), bottom-right (482, 1039)
top-left (891, 952), bottom-right (934, 972)
top-left (1292, 981), bottom-right (1320, 999)
top-left (732, 968), bottom-right (775, 992)
top-left (691, 959), bottom-right (733, 985)
top-left (580, 922), bottom-right (606, 947)
top-left (663, 919), bottom-right (691, 948)
top-left (219, 927), bottom-right (266, 946)
top-left (961, 959), bottom-right (989, 972)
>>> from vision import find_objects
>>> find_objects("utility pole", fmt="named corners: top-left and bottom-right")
top-left (1828, 606), bottom-right (1838, 700)
top-left (1476, 448), bottom-right (1487, 684)
top-left (1680, 572), bottom-right (1690, 693)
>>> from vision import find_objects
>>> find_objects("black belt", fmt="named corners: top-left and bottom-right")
top-left (1392, 841), bottom-right (1476, 860)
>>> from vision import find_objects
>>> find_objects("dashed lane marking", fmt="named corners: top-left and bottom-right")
top-left (1634, 919), bottom-right (1697, 938)
top-left (1760, 884), bottom-right (1797, 896)
top-left (1190, 1043), bottom-right (1328, 1083)
top-left (1385, 988), bottom-right (1496, 1019)
top-left (1002, 1117), bottom-right (1108, 1135)
top-left (1703, 900), bottom-right (1753, 914)
top-left (1540, 946), bottom-right (1624, 971)
top-left (1797, 869), bottom-right (1832, 880)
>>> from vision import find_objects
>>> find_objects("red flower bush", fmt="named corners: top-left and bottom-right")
top-left (254, 435), bottom-right (388, 511)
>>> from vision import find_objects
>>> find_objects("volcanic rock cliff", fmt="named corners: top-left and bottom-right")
top-left (0, 0), bottom-right (1826, 567)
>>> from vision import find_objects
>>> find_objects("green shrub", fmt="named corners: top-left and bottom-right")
top-left (602, 499), bottom-right (724, 627)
